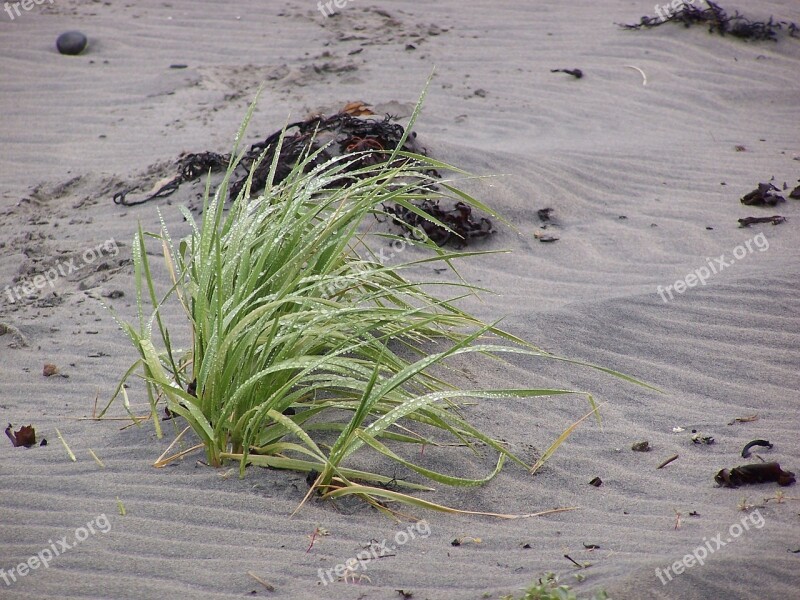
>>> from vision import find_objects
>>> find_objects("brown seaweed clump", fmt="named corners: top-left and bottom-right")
top-left (740, 182), bottom-right (785, 206)
top-left (228, 110), bottom-right (435, 200)
top-left (621, 1), bottom-right (799, 41)
top-left (114, 152), bottom-right (230, 207)
top-left (113, 102), bottom-right (494, 247)
top-left (715, 462), bottom-right (796, 487)
top-left (738, 215), bottom-right (785, 228)
top-left (229, 109), bottom-right (496, 246)
top-left (382, 199), bottom-right (493, 247)
top-left (113, 107), bottom-right (433, 207)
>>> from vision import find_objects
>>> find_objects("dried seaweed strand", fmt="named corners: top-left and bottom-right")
top-left (620, 1), bottom-right (799, 42)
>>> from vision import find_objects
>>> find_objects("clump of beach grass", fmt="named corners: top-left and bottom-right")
top-left (103, 88), bottom-right (640, 516)
top-left (498, 572), bottom-right (610, 600)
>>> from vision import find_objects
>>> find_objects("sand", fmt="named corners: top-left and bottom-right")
top-left (1, 1), bottom-right (799, 598)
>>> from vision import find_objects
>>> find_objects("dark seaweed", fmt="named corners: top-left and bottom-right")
top-left (741, 183), bottom-right (785, 206)
top-left (238, 112), bottom-right (494, 247)
top-left (620, 1), bottom-right (799, 42)
top-left (741, 439), bottom-right (773, 458)
top-left (113, 108), bottom-right (493, 247)
top-left (550, 68), bottom-right (583, 79)
top-left (111, 113), bottom-right (425, 207)
top-left (113, 152), bottom-right (230, 207)
top-left (178, 152), bottom-right (230, 181)
top-left (738, 215), bottom-right (785, 227)
top-left (537, 207), bottom-right (554, 222)
top-left (229, 112), bottom-right (435, 200)
top-left (715, 462), bottom-right (795, 487)
top-left (383, 200), bottom-right (493, 247)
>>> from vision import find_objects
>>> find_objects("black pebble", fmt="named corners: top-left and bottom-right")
top-left (56, 31), bottom-right (88, 56)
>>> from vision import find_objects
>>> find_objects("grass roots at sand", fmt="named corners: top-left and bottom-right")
top-left (104, 91), bottom-right (633, 516)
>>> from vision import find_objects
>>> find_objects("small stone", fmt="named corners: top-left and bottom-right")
top-left (631, 440), bottom-right (651, 452)
top-left (56, 31), bottom-right (88, 56)
top-left (43, 363), bottom-right (58, 377)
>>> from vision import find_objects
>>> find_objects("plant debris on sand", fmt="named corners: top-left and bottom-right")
top-left (5, 423), bottom-right (38, 447)
top-left (113, 152), bottom-right (230, 207)
top-left (114, 101), bottom-right (492, 248)
top-left (738, 215), bottom-right (785, 228)
top-left (740, 182), bottom-right (786, 207)
top-left (550, 68), bottom-right (583, 79)
top-left (103, 89), bottom-right (644, 517)
top-left (715, 462), bottom-right (796, 488)
top-left (227, 107), bottom-right (437, 200)
top-left (382, 199), bottom-right (492, 246)
top-left (621, 1), bottom-right (799, 41)
top-left (500, 571), bottom-right (609, 600)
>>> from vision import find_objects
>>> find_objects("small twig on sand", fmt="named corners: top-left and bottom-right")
top-left (657, 454), bottom-right (679, 469)
top-left (306, 526), bottom-right (329, 553)
top-left (247, 571), bottom-right (275, 592)
top-left (625, 65), bottom-right (647, 86)
top-left (88, 448), bottom-right (105, 468)
top-left (55, 428), bottom-right (76, 462)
